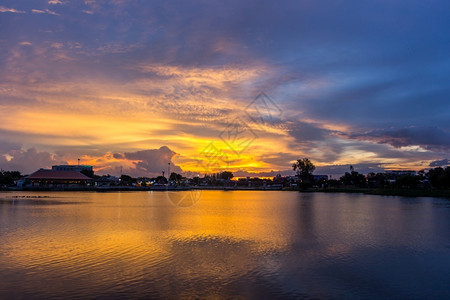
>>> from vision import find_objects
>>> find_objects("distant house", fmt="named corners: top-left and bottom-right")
top-left (96, 175), bottom-right (120, 186)
top-left (313, 175), bottom-right (329, 181)
top-left (384, 170), bottom-right (417, 184)
top-left (385, 170), bottom-right (416, 177)
top-left (25, 169), bottom-right (92, 187)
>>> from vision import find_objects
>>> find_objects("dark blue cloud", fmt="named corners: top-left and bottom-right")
top-left (315, 163), bottom-right (387, 178)
top-left (348, 126), bottom-right (450, 152)
top-left (429, 159), bottom-right (449, 167)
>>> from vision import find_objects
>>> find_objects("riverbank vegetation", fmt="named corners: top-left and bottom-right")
top-left (1, 159), bottom-right (450, 198)
top-left (293, 158), bottom-right (450, 198)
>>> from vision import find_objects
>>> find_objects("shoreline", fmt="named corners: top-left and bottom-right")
top-left (1, 186), bottom-right (450, 198)
top-left (308, 188), bottom-right (450, 198)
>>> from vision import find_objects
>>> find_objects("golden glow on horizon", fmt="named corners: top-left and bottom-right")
top-left (0, 59), bottom-right (432, 175)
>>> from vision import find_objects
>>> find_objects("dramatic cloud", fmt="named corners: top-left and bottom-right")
top-left (429, 159), bottom-right (450, 167)
top-left (0, 0), bottom-right (449, 177)
top-left (347, 126), bottom-right (450, 152)
top-left (287, 121), bottom-right (333, 144)
top-left (0, 148), bottom-right (66, 174)
top-left (120, 146), bottom-right (182, 177)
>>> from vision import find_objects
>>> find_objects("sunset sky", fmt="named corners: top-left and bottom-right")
top-left (1, 0), bottom-right (449, 178)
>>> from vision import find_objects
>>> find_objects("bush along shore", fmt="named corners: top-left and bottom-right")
top-left (1, 160), bottom-right (450, 199)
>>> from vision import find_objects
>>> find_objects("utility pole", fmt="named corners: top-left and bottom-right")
top-left (168, 162), bottom-right (171, 179)
top-left (78, 158), bottom-right (80, 166)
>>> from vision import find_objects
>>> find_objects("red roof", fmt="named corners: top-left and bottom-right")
top-left (27, 169), bottom-right (91, 180)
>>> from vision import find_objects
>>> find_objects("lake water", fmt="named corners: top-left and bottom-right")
top-left (0, 191), bottom-right (449, 299)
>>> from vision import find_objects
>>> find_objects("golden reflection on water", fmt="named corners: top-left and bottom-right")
top-left (1, 191), bottom-right (449, 299)
top-left (0, 191), bottom-right (298, 298)
top-left (0, 191), bottom-right (423, 270)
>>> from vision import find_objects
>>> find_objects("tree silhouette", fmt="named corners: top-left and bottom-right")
top-left (219, 171), bottom-right (234, 180)
top-left (292, 158), bottom-right (315, 188)
top-left (169, 172), bottom-right (182, 182)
